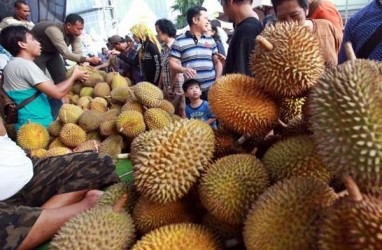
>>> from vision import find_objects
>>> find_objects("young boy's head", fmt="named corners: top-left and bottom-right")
top-left (182, 79), bottom-right (201, 100)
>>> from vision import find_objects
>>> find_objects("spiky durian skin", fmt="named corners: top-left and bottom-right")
top-left (144, 108), bottom-right (173, 130)
top-left (134, 81), bottom-right (163, 108)
top-left (132, 119), bottom-right (215, 204)
top-left (78, 110), bottom-right (104, 132)
top-left (116, 111), bottom-right (146, 138)
top-left (243, 177), bottom-right (337, 250)
top-left (213, 129), bottom-right (236, 158)
top-left (133, 197), bottom-right (196, 234)
top-left (318, 195), bottom-right (382, 250)
top-left (94, 82), bottom-right (111, 97)
top-left (262, 136), bottom-right (331, 183)
top-left (199, 154), bottom-right (269, 225)
top-left (99, 135), bottom-right (123, 160)
top-left (73, 139), bottom-right (101, 153)
top-left (279, 97), bottom-right (305, 124)
top-left (130, 130), bottom-right (157, 162)
top-left (121, 100), bottom-right (144, 114)
top-left (201, 213), bottom-right (242, 242)
top-left (58, 104), bottom-right (84, 124)
top-left (29, 148), bottom-right (47, 158)
top-left (48, 120), bottom-right (62, 137)
top-left (251, 22), bottom-right (324, 98)
top-left (309, 59), bottom-right (382, 194)
top-left (17, 123), bottom-right (49, 150)
top-left (158, 99), bottom-right (175, 114)
top-left (131, 223), bottom-right (220, 250)
top-left (44, 147), bottom-right (72, 158)
top-left (50, 207), bottom-right (135, 250)
top-left (209, 74), bottom-right (279, 137)
top-left (59, 123), bottom-right (86, 148)
top-left (97, 182), bottom-right (139, 214)
top-left (110, 86), bottom-right (133, 103)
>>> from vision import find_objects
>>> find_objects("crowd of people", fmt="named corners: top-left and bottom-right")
top-left (0, 0), bottom-right (381, 249)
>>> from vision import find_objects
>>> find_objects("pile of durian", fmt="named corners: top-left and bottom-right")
top-left (16, 67), bottom-right (180, 160)
top-left (22, 22), bottom-right (382, 249)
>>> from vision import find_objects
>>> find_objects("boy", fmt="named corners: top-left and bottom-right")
top-left (183, 79), bottom-right (217, 129)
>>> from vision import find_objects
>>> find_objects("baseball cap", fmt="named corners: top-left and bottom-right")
top-left (108, 35), bottom-right (125, 46)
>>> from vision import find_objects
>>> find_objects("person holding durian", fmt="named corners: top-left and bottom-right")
top-left (271, 0), bottom-right (342, 68)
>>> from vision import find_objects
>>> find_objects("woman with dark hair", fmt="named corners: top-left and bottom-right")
top-left (208, 22), bottom-right (226, 56)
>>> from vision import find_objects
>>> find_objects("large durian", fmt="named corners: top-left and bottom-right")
top-left (99, 135), bottom-right (124, 160)
top-left (44, 146), bottom-right (72, 158)
top-left (144, 108), bottom-right (173, 130)
top-left (132, 119), bottom-right (215, 204)
top-left (116, 111), bottom-right (146, 138)
top-left (199, 154), bottom-right (269, 225)
top-left (243, 177), bottom-right (337, 250)
top-left (58, 104), bottom-right (83, 124)
top-left (134, 81), bottom-right (163, 108)
top-left (309, 59), bottom-right (382, 194)
top-left (94, 82), bottom-right (111, 97)
top-left (318, 177), bottom-right (382, 250)
top-left (50, 195), bottom-right (135, 250)
top-left (251, 21), bottom-right (325, 98)
top-left (131, 223), bottom-right (220, 250)
top-left (209, 74), bottom-right (279, 137)
top-left (17, 122), bottom-right (49, 150)
top-left (59, 123), bottom-right (86, 147)
top-left (48, 120), bottom-right (62, 137)
top-left (77, 110), bottom-right (104, 132)
top-left (262, 135), bottom-right (331, 183)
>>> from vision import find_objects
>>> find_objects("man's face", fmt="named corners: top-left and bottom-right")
top-left (22, 32), bottom-right (41, 57)
top-left (194, 10), bottom-right (210, 33)
top-left (155, 25), bottom-right (166, 43)
top-left (276, 0), bottom-right (308, 25)
top-left (15, 4), bottom-right (30, 20)
top-left (66, 21), bottom-right (84, 36)
top-left (113, 41), bottom-right (127, 52)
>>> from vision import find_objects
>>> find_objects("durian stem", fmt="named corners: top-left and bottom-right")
top-left (344, 42), bottom-right (357, 61)
top-left (343, 176), bottom-right (363, 202)
top-left (256, 36), bottom-right (274, 51)
top-left (278, 119), bottom-right (288, 128)
top-left (118, 170), bottom-right (133, 179)
top-left (236, 134), bottom-right (249, 145)
top-left (93, 140), bottom-right (99, 153)
top-left (118, 153), bottom-right (129, 159)
top-left (112, 194), bottom-right (127, 213)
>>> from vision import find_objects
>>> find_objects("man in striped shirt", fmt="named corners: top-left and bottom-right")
top-left (169, 6), bottom-right (223, 101)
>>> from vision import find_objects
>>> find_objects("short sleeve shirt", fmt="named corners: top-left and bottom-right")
top-left (186, 100), bottom-right (217, 129)
top-left (3, 57), bottom-right (52, 130)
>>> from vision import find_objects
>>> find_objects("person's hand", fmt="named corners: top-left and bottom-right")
top-left (87, 56), bottom-right (101, 65)
top-left (72, 65), bottom-right (89, 82)
top-left (110, 49), bottom-right (121, 56)
top-left (182, 67), bottom-right (197, 79)
top-left (214, 52), bottom-right (226, 65)
top-left (179, 107), bottom-right (186, 119)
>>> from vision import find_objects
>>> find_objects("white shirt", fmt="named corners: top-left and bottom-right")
top-left (0, 134), bottom-right (34, 200)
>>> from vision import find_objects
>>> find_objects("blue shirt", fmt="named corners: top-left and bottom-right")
top-left (338, 0), bottom-right (382, 63)
top-left (170, 31), bottom-right (218, 91)
top-left (186, 100), bottom-right (217, 129)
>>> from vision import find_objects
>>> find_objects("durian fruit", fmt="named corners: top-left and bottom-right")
top-left (133, 119), bottom-right (215, 204)
top-left (98, 70), bottom-right (107, 81)
top-left (133, 196), bottom-right (196, 234)
top-left (72, 84), bottom-right (83, 95)
top-left (50, 195), bottom-right (135, 250)
top-left (44, 147), bottom-right (72, 158)
top-left (76, 96), bottom-right (92, 110)
top-left (262, 136), bottom-right (331, 184)
top-left (111, 73), bottom-right (129, 89)
top-left (134, 81), bottom-right (163, 108)
top-left (99, 135), bottom-right (124, 159)
top-left (116, 111), bottom-right (146, 138)
top-left (94, 82), bottom-right (111, 97)
top-left (121, 100), bottom-right (144, 114)
top-left (109, 103), bottom-right (122, 112)
top-left (48, 120), bottom-right (62, 137)
top-left (86, 131), bottom-right (102, 141)
top-left (279, 97), bottom-right (305, 124)
top-left (243, 177), bottom-right (337, 250)
top-left (79, 87), bottom-right (94, 97)
top-left (130, 130), bottom-right (156, 162)
top-left (99, 119), bottom-right (117, 137)
top-left (103, 109), bottom-right (120, 120)
top-left (209, 74), bottom-right (279, 137)
top-left (90, 97), bottom-right (108, 112)
top-left (309, 59), bottom-right (382, 194)
top-left (17, 122), bottom-right (49, 150)
top-left (199, 154), bottom-right (269, 225)
top-left (171, 114), bottom-right (182, 122)
top-left (158, 99), bottom-right (175, 114)
top-left (73, 140), bottom-right (101, 153)
top-left (59, 123), bottom-right (86, 148)
top-left (69, 94), bottom-right (80, 104)
top-left (110, 86), bottom-right (134, 103)
top-left (213, 129), bottom-right (236, 158)
top-left (131, 223), bottom-right (220, 250)
top-left (97, 182), bottom-right (139, 214)
top-left (58, 104), bottom-right (83, 124)
top-left (201, 213), bottom-right (242, 242)
top-left (106, 71), bottom-right (118, 84)
top-left (144, 108), bottom-right (173, 130)
top-left (29, 148), bottom-right (47, 158)
top-left (251, 22), bottom-right (325, 98)
top-left (83, 70), bottom-right (104, 87)
top-left (48, 137), bottom-right (66, 149)
top-left (78, 110), bottom-right (104, 132)
top-left (318, 177), bottom-right (382, 250)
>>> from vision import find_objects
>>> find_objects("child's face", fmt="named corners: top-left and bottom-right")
top-left (185, 84), bottom-right (202, 99)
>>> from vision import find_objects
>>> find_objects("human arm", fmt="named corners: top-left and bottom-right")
top-left (35, 66), bottom-right (88, 99)
top-left (0, 116), bottom-right (6, 136)
top-left (169, 57), bottom-right (196, 79)
top-left (94, 60), bottom-right (110, 70)
top-left (111, 49), bottom-right (139, 66)
top-left (212, 53), bottom-right (223, 79)
top-left (147, 42), bottom-right (161, 85)
top-left (338, 20), bottom-right (353, 64)
top-left (45, 26), bottom-right (100, 64)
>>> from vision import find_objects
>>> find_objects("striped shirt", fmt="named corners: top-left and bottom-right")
top-left (170, 31), bottom-right (218, 91)
top-left (161, 40), bottom-right (184, 94)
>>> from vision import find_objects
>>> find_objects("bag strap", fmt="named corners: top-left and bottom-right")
top-left (357, 22), bottom-right (382, 59)
top-left (1, 82), bottom-right (40, 110)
